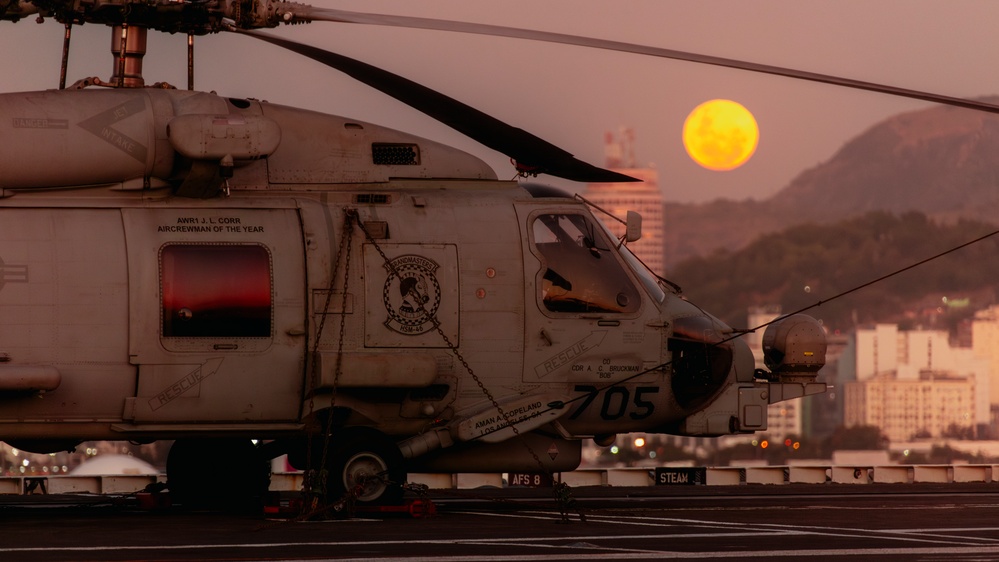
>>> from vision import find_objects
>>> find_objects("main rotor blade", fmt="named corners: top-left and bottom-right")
top-left (238, 30), bottom-right (637, 183)
top-left (302, 7), bottom-right (999, 115)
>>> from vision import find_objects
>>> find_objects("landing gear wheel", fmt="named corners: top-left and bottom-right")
top-left (166, 438), bottom-right (269, 511)
top-left (326, 429), bottom-right (406, 506)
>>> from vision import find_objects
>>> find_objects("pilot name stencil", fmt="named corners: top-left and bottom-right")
top-left (471, 400), bottom-right (544, 437)
top-left (157, 216), bottom-right (265, 234)
top-left (382, 254), bottom-right (442, 335)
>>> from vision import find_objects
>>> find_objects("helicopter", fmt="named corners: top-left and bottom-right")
top-left (0, 0), bottom-right (850, 507)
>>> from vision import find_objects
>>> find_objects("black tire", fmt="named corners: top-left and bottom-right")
top-left (325, 428), bottom-right (406, 506)
top-left (166, 438), bottom-right (269, 511)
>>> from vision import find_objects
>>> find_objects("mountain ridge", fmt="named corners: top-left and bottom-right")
top-left (662, 97), bottom-right (999, 269)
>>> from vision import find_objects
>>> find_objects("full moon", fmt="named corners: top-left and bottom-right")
top-left (682, 99), bottom-right (759, 171)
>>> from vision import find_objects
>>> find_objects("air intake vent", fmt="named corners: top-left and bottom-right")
top-left (372, 143), bottom-right (420, 166)
top-left (355, 194), bottom-right (390, 204)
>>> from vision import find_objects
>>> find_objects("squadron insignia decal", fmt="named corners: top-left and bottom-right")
top-left (382, 254), bottom-right (442, 335)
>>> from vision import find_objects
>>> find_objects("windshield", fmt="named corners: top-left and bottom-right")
top-left (595, 220), bottom-right (666, 304)
top-left (532, 213), bottom-right (641, 314)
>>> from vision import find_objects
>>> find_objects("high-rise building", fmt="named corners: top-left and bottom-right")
top-left (855, 324), bottom-right (900, 381)
top-left (844, 372), bottom-right (975, 442)
top-left (972, 305), bottom-right (999, 407)
top-left (583, 128), bottom-right (664, 275)
top-left (846, 324), bottom-right (990, 440)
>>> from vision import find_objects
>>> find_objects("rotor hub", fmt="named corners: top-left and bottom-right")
top-left (2, 0), bottom-right (312, 34)
top-left (109, 24), bottom-right (146, 88)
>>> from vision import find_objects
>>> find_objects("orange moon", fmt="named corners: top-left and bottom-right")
top-left (682, 99), bottom-right (759, 171)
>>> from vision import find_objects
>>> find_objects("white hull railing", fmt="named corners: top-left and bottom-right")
top-left (0, 464), bottom-right (995, 495)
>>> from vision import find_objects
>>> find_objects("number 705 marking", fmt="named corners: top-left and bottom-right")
top-left (568, 385), bottom-right (659, 421)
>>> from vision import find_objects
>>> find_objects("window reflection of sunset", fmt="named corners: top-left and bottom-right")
top-left (161, 244), bottom-right (272, 338)
top-left (162, 245), bottom-right (271, 310)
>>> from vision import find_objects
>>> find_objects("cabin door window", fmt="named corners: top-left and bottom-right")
top-left (160, 244), bottom-right (273, 339)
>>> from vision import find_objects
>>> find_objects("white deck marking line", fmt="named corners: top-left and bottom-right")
top-left (459, 540), bottom-right (663, 555)
top-left (85, 545), bottom-right (999, 561)
top-left (732, 518), bottom-right (999, 546)
top-left (536, 510), bottom-right (992, 546)
top-left (462, 509), bottom-right (996, 549)
top-left (0, 531), bottom-right (800, 554)
top-left (3, 512), bottom-right (997, 557)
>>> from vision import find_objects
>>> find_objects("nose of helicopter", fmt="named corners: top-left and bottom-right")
top-left (667, 311), bottom-right (753, 413)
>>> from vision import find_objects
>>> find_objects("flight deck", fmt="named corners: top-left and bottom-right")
top-left (3, 483), bottom-right (999, 561)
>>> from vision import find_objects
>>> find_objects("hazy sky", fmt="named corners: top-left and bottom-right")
top-left (3, 0), bottom-right (998, 203)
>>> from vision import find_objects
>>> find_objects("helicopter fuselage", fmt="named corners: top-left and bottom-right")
top-left (0, 87), bottom-right (825, 488)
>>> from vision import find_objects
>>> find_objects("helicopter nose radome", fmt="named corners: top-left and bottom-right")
top-left (671, 311), bottom-right (827, 437)
top-left (668, 314), bottom-right (736, 412)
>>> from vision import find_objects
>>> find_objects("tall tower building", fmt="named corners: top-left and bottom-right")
top-left (972, 305), bottom-right (999, 406)
top-left (583, 128), bottom-right (664, 274)
top-left (855, 324), bottom-right (900, 381)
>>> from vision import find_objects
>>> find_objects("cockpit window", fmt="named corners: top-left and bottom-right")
top-left (532, 213), bottom-right (641, 314)
top-left (616, 240), bottom-right (667, 304)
